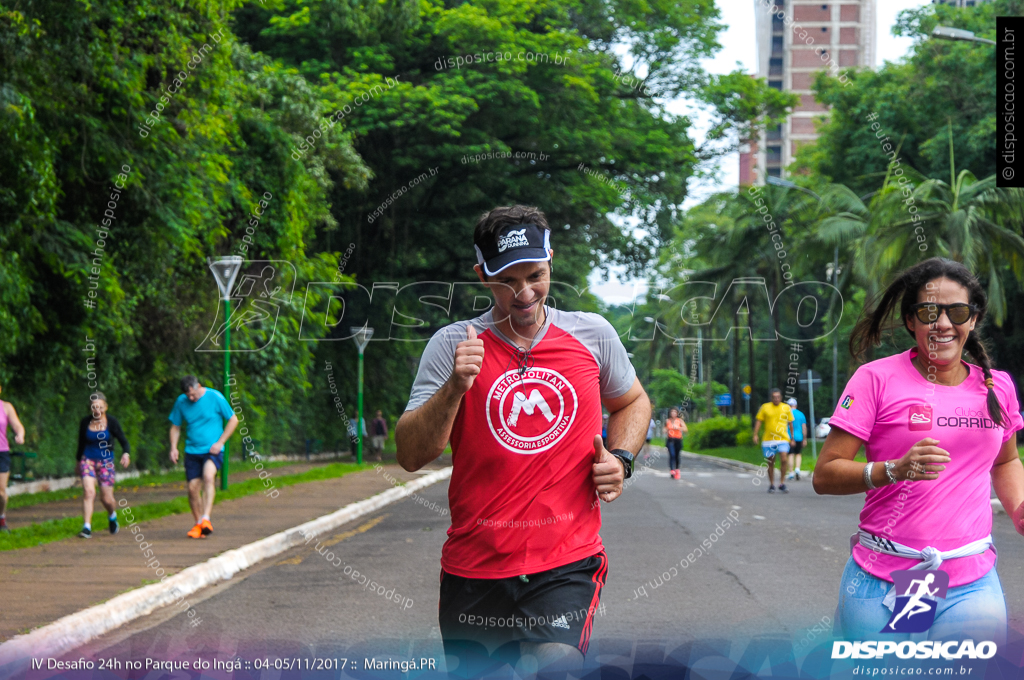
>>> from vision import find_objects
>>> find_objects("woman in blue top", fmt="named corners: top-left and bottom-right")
top-left (76, 393), bottom-right (131, 538)
top-left (786, 398), bottom-right (808, 481)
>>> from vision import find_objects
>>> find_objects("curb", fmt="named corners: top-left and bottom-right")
top-left (0, 467), bottom-right (452, 671)
top-left (8, 470), bottom-right (145, 497)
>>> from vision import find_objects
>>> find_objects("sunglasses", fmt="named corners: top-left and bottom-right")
top-left (909, 302), bottom-right (979, 325)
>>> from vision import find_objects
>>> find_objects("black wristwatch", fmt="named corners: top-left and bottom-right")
top-left (609, 449), bottom-right (635, 479)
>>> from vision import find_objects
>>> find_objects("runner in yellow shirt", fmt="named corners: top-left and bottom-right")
top-left (753, 388), bottom-right (793, 494)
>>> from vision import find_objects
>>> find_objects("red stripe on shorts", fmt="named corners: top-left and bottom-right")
top-left (578, 551), bottom-right (608, 655)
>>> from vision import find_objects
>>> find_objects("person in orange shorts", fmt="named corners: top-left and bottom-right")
top-left (664, 408), bottom-right (687, 479)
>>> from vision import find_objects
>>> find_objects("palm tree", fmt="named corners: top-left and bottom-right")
top-left (819, 126), bottom-right (1024, 325)
top-left (673, 185), bottom-right (821, 409)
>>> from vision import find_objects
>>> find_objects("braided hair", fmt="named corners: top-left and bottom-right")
top-left (849, 257), bottom-right (1005, 426)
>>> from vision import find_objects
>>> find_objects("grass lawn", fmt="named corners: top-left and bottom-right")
top-left (7, 459), bottom-right (307, 511)
top-left (0, 461), bottom-right (369, 551)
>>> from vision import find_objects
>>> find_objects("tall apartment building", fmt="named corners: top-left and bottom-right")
top-left (740, 0), bottom-right (877, 185)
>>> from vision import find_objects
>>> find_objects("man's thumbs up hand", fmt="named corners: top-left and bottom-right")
top-left (449, 323), bottom-right (485, 395)
top-left (592, 434), bottom-right (624, 503)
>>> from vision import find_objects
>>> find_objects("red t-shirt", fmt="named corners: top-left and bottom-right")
top-left (405, 307), bottom-right (636, 578)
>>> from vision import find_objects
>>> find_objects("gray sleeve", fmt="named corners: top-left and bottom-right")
top-left (404, 321), bottom-right (468, 412)
top-left (563, 311), bottom-right (636, 400)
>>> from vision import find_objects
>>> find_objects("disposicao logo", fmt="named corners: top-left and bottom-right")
top-left (831, 640), bottom-right (996, 660)
top-left (832, 570), bottom-right (997, 660)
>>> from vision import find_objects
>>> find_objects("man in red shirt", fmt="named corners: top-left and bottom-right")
top-left (395, 205), bottom-right (650, 678)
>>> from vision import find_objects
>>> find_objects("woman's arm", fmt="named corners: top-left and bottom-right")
top-left (6, 402), bottom-right (25, 445)
top-left (812, 428), bottom-right (950, 495)
top-left (76, 416), bottom-right (88, 460)
top-left (991, 437), bottom-right (1024, 536)
top-left (108, 415), bottom-right (131, 453)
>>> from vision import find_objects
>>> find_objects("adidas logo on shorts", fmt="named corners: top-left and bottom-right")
top-left (550, 615), bottom-right (570, 630)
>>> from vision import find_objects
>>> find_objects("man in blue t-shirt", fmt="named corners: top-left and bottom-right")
top-left (786, 397), bottom-right (808, 481)
top-left (168, 375), bottom-right (238, 539)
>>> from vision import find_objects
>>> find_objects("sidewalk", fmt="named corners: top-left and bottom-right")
top-left (0, 462), bottom-right (446, 642)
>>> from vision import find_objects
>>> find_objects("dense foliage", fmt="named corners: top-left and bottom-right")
top-left (0, 0), bottom-right (787, 474)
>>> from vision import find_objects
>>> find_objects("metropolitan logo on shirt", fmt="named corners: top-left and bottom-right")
top-left (485, 368), bottom-right (578, 454)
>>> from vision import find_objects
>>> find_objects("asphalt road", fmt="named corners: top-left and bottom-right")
top-left (64, 451), bottom-right (1024, 676)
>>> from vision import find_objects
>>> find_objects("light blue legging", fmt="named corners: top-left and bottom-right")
top-left (834, 556), bottom-right (1007, 646)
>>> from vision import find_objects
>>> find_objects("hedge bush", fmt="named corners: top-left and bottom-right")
top-left (687, 416), bottom-right (751, 451)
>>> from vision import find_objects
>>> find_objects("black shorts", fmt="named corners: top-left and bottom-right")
top-left (0, 451), bottom-right (9, 474)
top-left (184, 452), bottom-right (222, 481)
top-left (438, 551), bottom-right (607, 659)
top-left (790, 440), bottom-right (804, 454)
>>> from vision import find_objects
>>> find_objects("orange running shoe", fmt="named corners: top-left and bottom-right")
top-left (187, 522), bottom-right (204, 539)
top-left (200, 519), bottom-right (213, 537)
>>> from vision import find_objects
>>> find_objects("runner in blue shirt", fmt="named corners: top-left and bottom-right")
top-left (168, 375), bottom-right (238, 538)
top-left (787, 398), bottom-right (808, 481)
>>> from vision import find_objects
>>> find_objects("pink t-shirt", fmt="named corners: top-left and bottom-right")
top-left (0, 401), bottom-right (8, 451)
top-left (830, 348), bottom-right (1023, 587)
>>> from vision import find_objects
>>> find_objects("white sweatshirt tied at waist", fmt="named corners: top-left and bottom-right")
top-left (853, 530), bottom-right (994, 610)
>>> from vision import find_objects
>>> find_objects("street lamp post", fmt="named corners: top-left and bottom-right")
top-left (833, 245), bottom-right (838, 409)
top-left (351, 326), bottom-right (374, 464)
top-left (208, 256), bottom-right (244, 490)
top-left (931, 26), bottom-right (996, 45)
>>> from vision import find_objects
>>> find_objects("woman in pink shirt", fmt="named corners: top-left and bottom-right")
top-left (815, 258), bottom-right (1024, 643)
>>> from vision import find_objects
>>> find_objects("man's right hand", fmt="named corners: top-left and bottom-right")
top-left (169, 449), bottom-right (179, 465)
top-left (448, 324), bottom-right (485, 395)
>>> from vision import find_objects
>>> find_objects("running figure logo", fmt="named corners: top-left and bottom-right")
top-left (882, 570), bottom-right (949, 633)
top-left (508, 389), bottom-right (556, 427)
top-left (908, 404), bottom-right (933, 431)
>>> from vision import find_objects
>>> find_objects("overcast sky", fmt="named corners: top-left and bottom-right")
top-left (586, 0), bottom-right (927, 304)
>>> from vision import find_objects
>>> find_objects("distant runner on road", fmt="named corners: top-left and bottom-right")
top-left (0, 383), bottom-right (26, 533)
top-left (665, 408), bottom-right (686, 480)
top-left (395, 205), bottom-right (650, 679)
top-left (786, 398), bottom-right (808, 481)
top-left (814, 258), bottom-right (1024, 643)
top-left (168, 376), bottom-right (238, 539)
top-left (753, 388), bottom-right (792, 493)
top-left (75, 392), bottom-right (131, 538)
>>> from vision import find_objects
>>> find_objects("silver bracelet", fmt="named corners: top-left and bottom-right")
top-left (863, 462), bottom-right (876, 490)
top-left (884, 460), bottom-right (898, 485)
